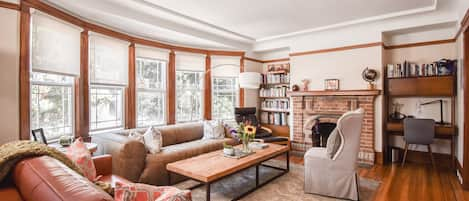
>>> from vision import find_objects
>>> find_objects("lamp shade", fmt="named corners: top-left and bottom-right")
top-left (239, 72), bottom-right (261, 89)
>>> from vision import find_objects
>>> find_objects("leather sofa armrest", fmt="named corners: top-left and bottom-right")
top-left (260, 126), bottom-right (272, 133)
top-left (93, 154), bottom-right (112, 176)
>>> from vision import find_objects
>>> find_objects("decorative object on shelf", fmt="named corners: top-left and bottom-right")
top-left (389, 102), bottom-right (406, 122)
top-left (292, 84), bottom-right (299, 91)
top-left (362, 67), bottom-right (378, 90)
top-left (239, 72), bottom-right (262, 89)
top-left (301, 79), bottom-right (310, 91)
top-left (59, 135), bottom-right (74, 147)
top-left (223, 142), bottom-right (235, 156)
top-left (324, 79), bottom-right (340, 91)
top-left (236, 123), bottom-right (256, 153)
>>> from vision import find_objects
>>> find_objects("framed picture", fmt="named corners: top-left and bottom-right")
top-left (31, 128), bottom-right (48, 145)
top-left (324, 79), bottom-right (340, 91)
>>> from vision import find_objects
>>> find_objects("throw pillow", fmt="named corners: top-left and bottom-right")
top-left (128, 131), bottom-right (144, 142)
top-left (326, 128), bottom-right (342, 159)
top-left (143, 126), bottom-right (162, 154)
top-left (223, 120), bottom-right (240, 141)
top-left (203, 120), bottom-right (225, 140)
top-left (114, 182), bottom-right (191, 201)
top-left (66, 137), bottom-right (97, 181)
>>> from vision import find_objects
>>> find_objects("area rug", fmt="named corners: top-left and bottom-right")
top-left (173, 160), bottom-right (380, 201)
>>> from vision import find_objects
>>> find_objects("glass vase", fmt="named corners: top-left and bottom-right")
top-left (242, 135), bottom-right (250, 153)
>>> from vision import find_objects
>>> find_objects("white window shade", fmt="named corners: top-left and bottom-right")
top-left (175, 52), bottom-right (205, 71)
top-left (31, 10), bottom-right (82, 76)
top-left (211, 56), bottom-right (240, 77)
top-left (89, 33), bottom-right (129, 85)
top-left (136, 45), bottom-right (170, 61)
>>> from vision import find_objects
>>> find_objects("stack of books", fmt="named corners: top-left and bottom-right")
top-left (260, 112), bottom-right (289, 126)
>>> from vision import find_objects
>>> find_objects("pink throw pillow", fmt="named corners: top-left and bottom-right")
top-left (114, 182), bottom-right (191, 201)
top-left (66, 138), bottom-right (97, 181)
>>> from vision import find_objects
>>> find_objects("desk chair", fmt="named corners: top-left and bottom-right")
top-left (401, 118), bottom-right (435, 167)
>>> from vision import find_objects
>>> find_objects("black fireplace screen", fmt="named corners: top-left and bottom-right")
top-left (312, 122), bottom-right (337, 147)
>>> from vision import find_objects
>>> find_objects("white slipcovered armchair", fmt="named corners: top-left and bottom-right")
top-left (304, 108), bottom-right (364, 201)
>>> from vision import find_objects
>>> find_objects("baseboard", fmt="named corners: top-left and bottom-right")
top-left (395, 148), bottom-right (452, 168)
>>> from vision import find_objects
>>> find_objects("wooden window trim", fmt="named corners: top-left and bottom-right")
top-left (125, 43), bottom-right (136, 128)
top-left (204, 54), bottom-right (212, 120)
top-left (167, 50), bottom-right (176, 124)
top-left (75, 30), bottom-right (90, 140)
top-left (239, 57), bottom-right (245, 107)
top-left (19, 4), bottom-right (30, 140)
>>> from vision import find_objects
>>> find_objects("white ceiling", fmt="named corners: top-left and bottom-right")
top-left (148, 0), bottom-right (435, 39)
top-left (44, 0), bottom-right (437, 50)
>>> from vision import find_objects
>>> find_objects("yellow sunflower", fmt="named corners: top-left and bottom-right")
top-left (244, 125), bottom-right (256, 136)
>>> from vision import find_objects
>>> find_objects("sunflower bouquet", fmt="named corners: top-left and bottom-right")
top-left (237, 122), bottom-right (257, 153)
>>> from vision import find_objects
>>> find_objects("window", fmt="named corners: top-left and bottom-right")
top-left (30, 11), bottom-right (81, 141)
top-left (176, 71), bottom-right (204, 122)
top-left (212, 77), bottom-right (239, 120)
top-left (136, 58), bottom-right (167, 127)
top-left (89, 86), bottom-right (124, 130)
top-left (89, 33), bottom-right (128, 131)
top-left (30, 72), bottom-right (74, 141)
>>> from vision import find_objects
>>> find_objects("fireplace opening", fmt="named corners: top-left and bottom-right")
top-left (312, 122), bottom-right (337, 147)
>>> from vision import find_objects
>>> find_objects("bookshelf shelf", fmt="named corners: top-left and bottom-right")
top-left (259, 63), bottom-right (291, 135)
top-left (260, 108), bottom-right (290, 113)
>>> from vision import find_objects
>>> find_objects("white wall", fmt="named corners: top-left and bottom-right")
top-left (290, 46), bottom-right (384, 151)
top-left (0, 7), bottom-right (20, 145)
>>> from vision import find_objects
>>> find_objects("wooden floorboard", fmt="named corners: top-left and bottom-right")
top-left (273, 154), bottom-right (469, 201)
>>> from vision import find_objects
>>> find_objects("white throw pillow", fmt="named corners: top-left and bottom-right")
top-left (143, 126), bottom-right (162, 154)
top-left (203, 120), bottom-right (225, 140)
top-left (128, 130), bottom-right (144, 142)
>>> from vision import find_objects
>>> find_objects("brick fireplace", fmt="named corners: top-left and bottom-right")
top-left (288, 90), bottom-right (381, 165)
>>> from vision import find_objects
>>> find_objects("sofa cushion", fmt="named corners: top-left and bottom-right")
top-left (115, 140), bottom-right (147, 182)
top-left (156, 122), bottom-right (204, 146)
top-left (13, 156), bottom-right (113, 201)
top-left (139, 138), bottom-right (236, 185)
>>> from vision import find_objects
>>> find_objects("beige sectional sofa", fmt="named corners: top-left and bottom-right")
top-left (92, 122), bottom-right (237, 186)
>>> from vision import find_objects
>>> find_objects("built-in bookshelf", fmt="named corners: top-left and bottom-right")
top-left (259, 63), bottom-right (290, 137)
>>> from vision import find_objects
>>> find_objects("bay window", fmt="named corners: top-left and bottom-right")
top-left (210, 56), bottom-right (241, 120)
top-left (175, 52), bottom-right (205, 122)
top-left (136, 57), bottom-right (167, 127)
top-left (212, 77), bottom-right (239, 120)
top-left (89, 33), bottom-right (129, 131)
top-left (31, 72), bottom-right (74, 141)
top-left (176, 71), bottom-right (204, 122)
top-left (30, 10), bottom-right (81, 141)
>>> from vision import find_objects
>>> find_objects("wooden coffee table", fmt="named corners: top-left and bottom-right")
top-left (167, 143), bottom-right (289, 201)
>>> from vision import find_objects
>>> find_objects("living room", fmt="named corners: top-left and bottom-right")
top-left (1, 0), bottom-right (469, 200)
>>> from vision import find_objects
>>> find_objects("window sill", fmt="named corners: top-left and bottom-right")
top-left (89, 127), bottom-right (125, 135)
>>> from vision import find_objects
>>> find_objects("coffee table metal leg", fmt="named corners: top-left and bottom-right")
top-left (206, 182), bottom-right (211, 201)
top-left (286, 151), bottom-right (290, 172)
top-left (256, 165), bottom-right (259, 187)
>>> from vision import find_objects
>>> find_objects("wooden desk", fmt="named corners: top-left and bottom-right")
top-left (385, 122), bottom-right (457, 167)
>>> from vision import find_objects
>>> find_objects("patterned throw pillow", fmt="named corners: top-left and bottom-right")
top-left (143, 126), bottom-right (163, 154)
top-left (66, 138), bottom-right (97, 181)
top-left (114, 182), bottom-right (191, 201)
top-left (203, 120), bottom-right (225, 140)
top-left (223, 120), bottom-right (240, 142)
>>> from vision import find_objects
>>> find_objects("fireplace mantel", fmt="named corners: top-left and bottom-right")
top-left (287, 89), bottom-right (381, 97)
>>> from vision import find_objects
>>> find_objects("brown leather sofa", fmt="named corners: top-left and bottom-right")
top-left (0, 154), bottom-right (129, 201)
top-left (92, 122), bottom-right (237, 186)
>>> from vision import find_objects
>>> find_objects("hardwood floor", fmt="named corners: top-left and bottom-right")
top-left (275, 154), bottom-right (469, 201)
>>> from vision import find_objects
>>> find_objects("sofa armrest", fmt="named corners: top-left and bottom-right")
top-left (93, 154), bottom-right (112, 176)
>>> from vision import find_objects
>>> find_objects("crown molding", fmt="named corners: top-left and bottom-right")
top-left (0, 1), bottom-right (19, 10)
top-left (256, 1), bottom-right (437, 42)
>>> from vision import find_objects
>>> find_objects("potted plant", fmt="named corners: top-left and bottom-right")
top-left (223, 142), bottom-right (235, 156)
